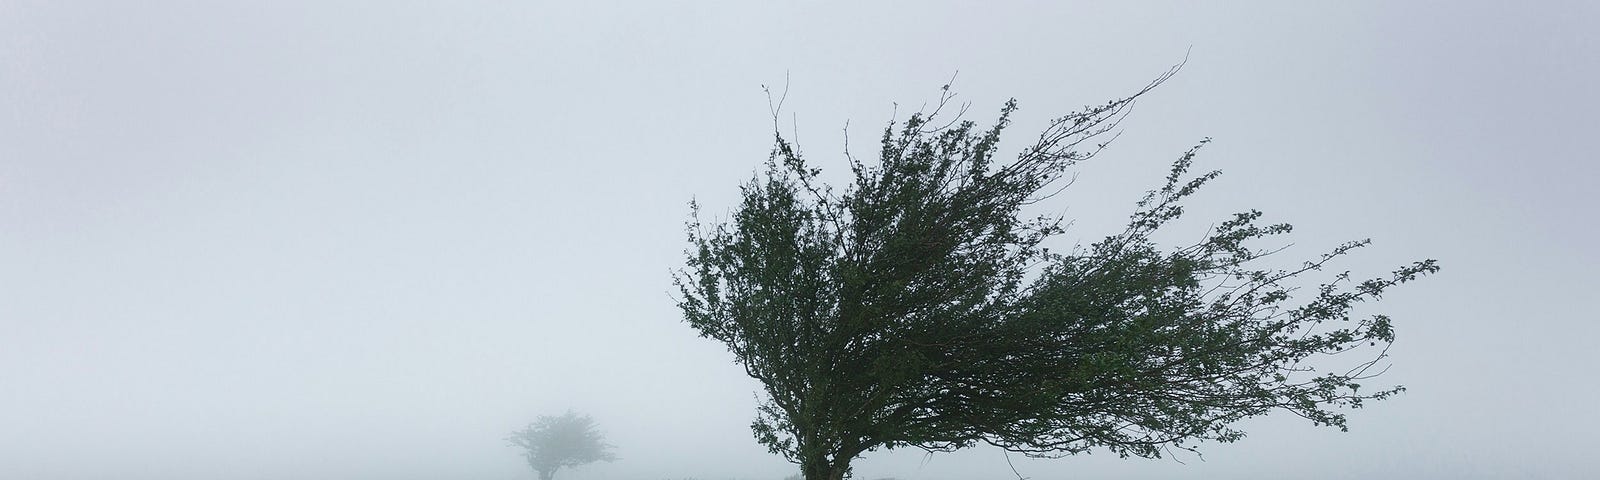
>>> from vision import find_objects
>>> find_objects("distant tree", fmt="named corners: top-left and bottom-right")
top-left (674, 67), bottom-right (1437, 480)
top-left (507, 411), bottom-right (617, 480)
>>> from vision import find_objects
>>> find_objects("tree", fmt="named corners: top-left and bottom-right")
top-left (507, 411), bottom-right (617, 480)
top-left (674, 67), bottom-right (1438, 480)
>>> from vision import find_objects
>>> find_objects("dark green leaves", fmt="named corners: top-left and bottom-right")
top-left (675, 71), bottom-right (1436, 477)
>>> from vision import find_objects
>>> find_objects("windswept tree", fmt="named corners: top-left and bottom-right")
top-left (507, 411), bottom-right (617, 480)
top-left (675, 67), bottom-right (1437, 480)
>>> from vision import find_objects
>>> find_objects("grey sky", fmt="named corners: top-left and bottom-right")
top-left (2, 1), bottom-right (1595, 479)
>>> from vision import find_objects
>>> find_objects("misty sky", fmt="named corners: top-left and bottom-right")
top-left (2, 1), bottom-right (1596, 479)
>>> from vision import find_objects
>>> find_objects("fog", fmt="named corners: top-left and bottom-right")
top-left (2, 1), bottom-right (1596, 479)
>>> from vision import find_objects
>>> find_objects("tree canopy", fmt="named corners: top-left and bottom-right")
top-left (507, 411), bottom-right (617, 480)
top-left (674, 69), bottom-right (1437, 480)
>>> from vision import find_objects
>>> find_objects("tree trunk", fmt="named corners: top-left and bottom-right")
top-left (801, 455), bottom-right (850, 480)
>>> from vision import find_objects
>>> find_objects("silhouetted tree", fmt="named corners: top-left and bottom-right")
top-left (507, 411), bottom-right (617, 480)
top-left (675, 67), bottom-right (1437, 480)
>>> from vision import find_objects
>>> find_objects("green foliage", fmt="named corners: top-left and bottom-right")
top-left (507, 411), bottom-right (618, 480)
top-left (675, 69), bottom-right (1437, 480)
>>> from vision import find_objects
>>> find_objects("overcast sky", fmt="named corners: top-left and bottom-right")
top-left (2, 1), bottom-right (1596, 479)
